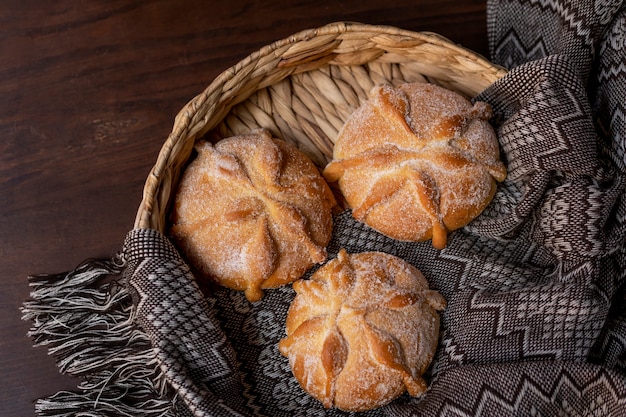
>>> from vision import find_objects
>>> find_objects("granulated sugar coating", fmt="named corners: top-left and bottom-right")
top-left (279, 249), bottom-right (446, 412)
top-left (169, 129), bottom-right (336, 302)
top-left (323, 82), bottom-right (507, 249)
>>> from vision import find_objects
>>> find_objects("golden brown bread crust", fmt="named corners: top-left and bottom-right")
top-left (169, 129), bottom-right (336, 302)
top-left (323, 82), bottom-right (507, 249)
top-left (279, 249), bottom-right (446, 412)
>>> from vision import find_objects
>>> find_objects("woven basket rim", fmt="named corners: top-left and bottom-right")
top-left (134, 21), bottom-right (507, 231)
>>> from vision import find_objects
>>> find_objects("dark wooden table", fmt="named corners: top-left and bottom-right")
top-left (0, 1), bottom-right (489, 415)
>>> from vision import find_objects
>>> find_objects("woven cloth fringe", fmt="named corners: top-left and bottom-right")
top-left (21, 255), bottom-right (175, 417)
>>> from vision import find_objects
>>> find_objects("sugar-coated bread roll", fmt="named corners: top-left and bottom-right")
top-left (170, 129), bottom-right (336, 302)
top-left (279, 249), bottom-right (446, 412)
top-left (323, 82), bottom-right (507, 249)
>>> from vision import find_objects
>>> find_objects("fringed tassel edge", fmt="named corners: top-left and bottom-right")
top-left (21, 255), bottom-right (175, 417)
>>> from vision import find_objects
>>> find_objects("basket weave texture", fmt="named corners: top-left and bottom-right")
top-left (134, 21), bottom-right (507, 233)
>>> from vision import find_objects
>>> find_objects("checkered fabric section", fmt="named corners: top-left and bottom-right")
top-left (124, 228), bottom-right (252, 417)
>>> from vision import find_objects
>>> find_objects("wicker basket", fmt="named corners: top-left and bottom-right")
top-left (134, 21), bottom-right (507, 233)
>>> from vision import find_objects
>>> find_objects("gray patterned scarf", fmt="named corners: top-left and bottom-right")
top-left (22, 0), bottom-right (626, 415)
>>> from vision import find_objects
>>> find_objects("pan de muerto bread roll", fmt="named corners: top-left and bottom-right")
top-left (279, 249), bottom-right (446, 412)
top-left (170, 129), bottom-right (336, 302)
top-left (323, 83), bottom-right (507, 249)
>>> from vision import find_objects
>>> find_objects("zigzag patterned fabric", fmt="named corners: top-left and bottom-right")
top-left (24, 0), bottom-right (626, 416)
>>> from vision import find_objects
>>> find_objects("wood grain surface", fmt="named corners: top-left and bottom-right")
top-left (0, 1), bottom-right (489, 415)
